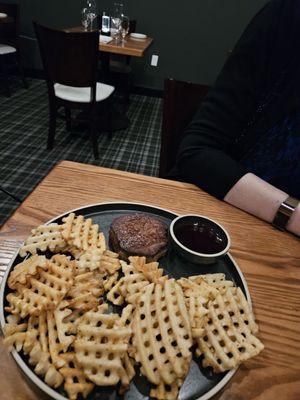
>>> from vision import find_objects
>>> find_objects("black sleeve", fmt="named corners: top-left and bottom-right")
top-left (176, 1), bottom-right (278, 199)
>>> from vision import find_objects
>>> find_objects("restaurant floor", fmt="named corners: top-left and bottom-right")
top-left (0, 78), bottom-right (163, 226)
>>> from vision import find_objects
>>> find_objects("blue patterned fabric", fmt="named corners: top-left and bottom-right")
top-left (241, 111), bottom-right (300, 197)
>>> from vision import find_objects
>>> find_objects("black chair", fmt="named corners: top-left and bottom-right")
top-left (159, 78), bottom-right (210, 178)
top-left (34, 22), bottom-right (115, 159)
top-left (0, 2), bottom-right (27, 96)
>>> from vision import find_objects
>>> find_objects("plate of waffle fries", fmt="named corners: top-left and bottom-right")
top-left (0, 202), bottom-right (264, 400)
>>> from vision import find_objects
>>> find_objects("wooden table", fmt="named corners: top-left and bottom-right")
top-left (64, 26), bottom-right (153, 57)
top-left (0, 160), bottom-right (299, 400)
top-left (99, 35), bottom-right (153, 57)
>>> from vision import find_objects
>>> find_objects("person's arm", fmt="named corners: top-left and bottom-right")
top-left (177, 1), bottom-right (277, 199)
top-left (224, 173), bottom-right (300, 236)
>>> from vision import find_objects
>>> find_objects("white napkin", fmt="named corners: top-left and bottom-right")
top-left (100, 35), bottom-right (113, 44)
top-left (0, 13), bottom-right (8, 18)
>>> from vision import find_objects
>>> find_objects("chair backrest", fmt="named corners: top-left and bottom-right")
top-left (0, 2), bottom-right (19, 46)
top-left (159, 78), bottom-right (210, 178)
top-left (34, 22), bottom-right (99, 92)
top-left (128, 19), bottom-right (136, 34)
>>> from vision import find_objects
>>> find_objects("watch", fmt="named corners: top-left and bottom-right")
top-left (272, 196), bottom-right (299, 231)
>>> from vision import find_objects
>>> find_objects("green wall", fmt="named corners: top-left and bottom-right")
top-left (6, 0), bottom-right (267, 90)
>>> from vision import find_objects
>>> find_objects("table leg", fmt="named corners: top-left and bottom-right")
top-left (100, 51), bottom-right (130, 130)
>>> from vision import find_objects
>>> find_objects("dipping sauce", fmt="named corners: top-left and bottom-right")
top-left (174, 222), bottom-right (227, 254)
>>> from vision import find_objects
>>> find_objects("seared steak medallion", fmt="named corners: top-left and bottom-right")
top-left (109, 213), bottom-right (168, 261)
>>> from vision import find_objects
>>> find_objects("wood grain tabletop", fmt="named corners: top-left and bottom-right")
top-left (65, 26), bottom-right (153, 57)
top-left (0, 160), bottom-right (299, 400)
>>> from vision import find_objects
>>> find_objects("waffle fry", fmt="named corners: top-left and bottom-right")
top-left (129, 256), bottom-right (167, 283)
top-left (5, 254), bottom-right (75, 318)
top-left (177, 277), bottom-right (218, 301)
top-left (38, 312), bottom-right (49, 353)
top-left (132, 279), bottom-right (192, 399)
top-left (196, 287), bottom-right (264, 372)
top-left (19, 223), bottom-right (66, 257)
top-left (77, 248), bottom-right (120, 277)
top-left (47, 310), bottom-right (67, 368)
top-left (189, 273), bottom-right (234, 293)
top-left (107, 257), bottom-right (168, 306)
top-left (119, 353), bottom-right (135, 394)
top-left (3, 320), bottom-right (28, 352)
top-left (102, 272), bottom-right (119, 292)
top-left (74, 305), bottom-right (132, 386)
top-left (69, 271), bottom-right (104, 299)
top-left (150, 380), bottom-right (182, 400)
top-left (4, 210), bottom-right (264, 400)
top-left (99, 250), bottom-right (121, 274)
top-left (186, 296), bottom-right (208, 340)
top-left (28, 342), bottom-right (64, 388)
top-left (5, 312), bottom-right (65, 389)
top-left (59, 352), bottom-right (94, 400)
top-left (54, 300), bottom-right (75, 352)
top-left (7, 255), bottom-right (47, 289)
top-left (62, 213), bottom-right (101, 252)
top-left (106, 277), bottom-right (126, 305)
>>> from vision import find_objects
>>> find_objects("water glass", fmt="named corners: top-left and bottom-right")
top-left (111, 16), bottom-right (122, 42)
top-left (81, 8), bottom-right (89, 31)
top-left (121, 15), bottom-right (129, 43)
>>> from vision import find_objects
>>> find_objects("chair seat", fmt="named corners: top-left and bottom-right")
top-left (54, 82), bottom-right (114, 103)
top-left (0, 44), bottom-right (17, 55)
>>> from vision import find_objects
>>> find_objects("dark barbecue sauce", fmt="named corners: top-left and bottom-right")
top-left (174, 222), bottom-right (226, 254)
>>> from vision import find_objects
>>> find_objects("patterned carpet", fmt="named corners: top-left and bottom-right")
top-left (0, 78), bottom-right (163, 226)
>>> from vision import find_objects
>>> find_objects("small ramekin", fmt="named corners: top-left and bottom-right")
top-left (169, 214), bottom-right (231, 264)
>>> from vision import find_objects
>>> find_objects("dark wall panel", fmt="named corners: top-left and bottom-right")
top-left (5, 0), bottom-right (267, 90)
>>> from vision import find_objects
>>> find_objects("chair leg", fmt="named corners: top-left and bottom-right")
top-left (0, 56), bottom-right (11, 97)
top-left (48, 107), bottom-right (57, 150)
top-left (107, 99), bottom-right (113, 140)
top-left (16, 53), bottom-right (28, 89)
top-left (90, 111), bottom-right (99, 159)
top-left (65, 107), bottom-right (72, 131)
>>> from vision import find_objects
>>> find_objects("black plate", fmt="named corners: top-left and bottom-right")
top-left (1, 202), bottom-right (249, 400)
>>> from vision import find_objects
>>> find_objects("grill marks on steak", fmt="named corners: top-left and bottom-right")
top-left (109, 213), bottom-right (168, 260)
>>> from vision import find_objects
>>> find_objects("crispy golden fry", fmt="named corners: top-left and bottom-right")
top-left (189, 273), bottom-right (234, 293)
top-left (4, 211), bottom-right (264, 400)
top-left (28, 342), bottom-right (64, 388)
top-left (19, 223), bottom-right (66, 257)
top-left (59, 352), bottom-right (94, 400)
top-left (107, 257), bottom-right (168, 306)
top-left (3, 321), bottom-right (28, 352)
top-left (74, 305), bottom-right (132, 386)
top-left (54, 300), bottom-right (75, 352)
top-left (196, 287), bottom-right (264, 372)
top-left (5, 254), bottom-right (74, 318)
top-left (8, 255), bottom-right (47, 289)
top-left (47, 310), bottom-right (67, 368)
top-left (62, 213), bottom-right (101, 252)
top-left (132, 280), bottom-right (192, 390)
top-left (129, 256), bottom-right (167, 283)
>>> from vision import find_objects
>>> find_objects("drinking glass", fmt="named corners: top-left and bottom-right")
top-left (121, 15), bottom-right (130, 43)
top-left (81, 8), bottom-right (89, 31)
top-left (111, 16), bottom-right (122, 42)
top-left (111, 3), bottom-right (124, 42)
top-left (86, 0), bottom-right (97, 31)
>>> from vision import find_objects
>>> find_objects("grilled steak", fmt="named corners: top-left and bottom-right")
top-left (109, 213), bottom-right (168, 261)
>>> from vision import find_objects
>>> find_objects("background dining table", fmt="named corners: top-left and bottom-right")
top-left (0, 160), bottom-right (299, 400)
top-left (64, 26), bottom-right (153, 58)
